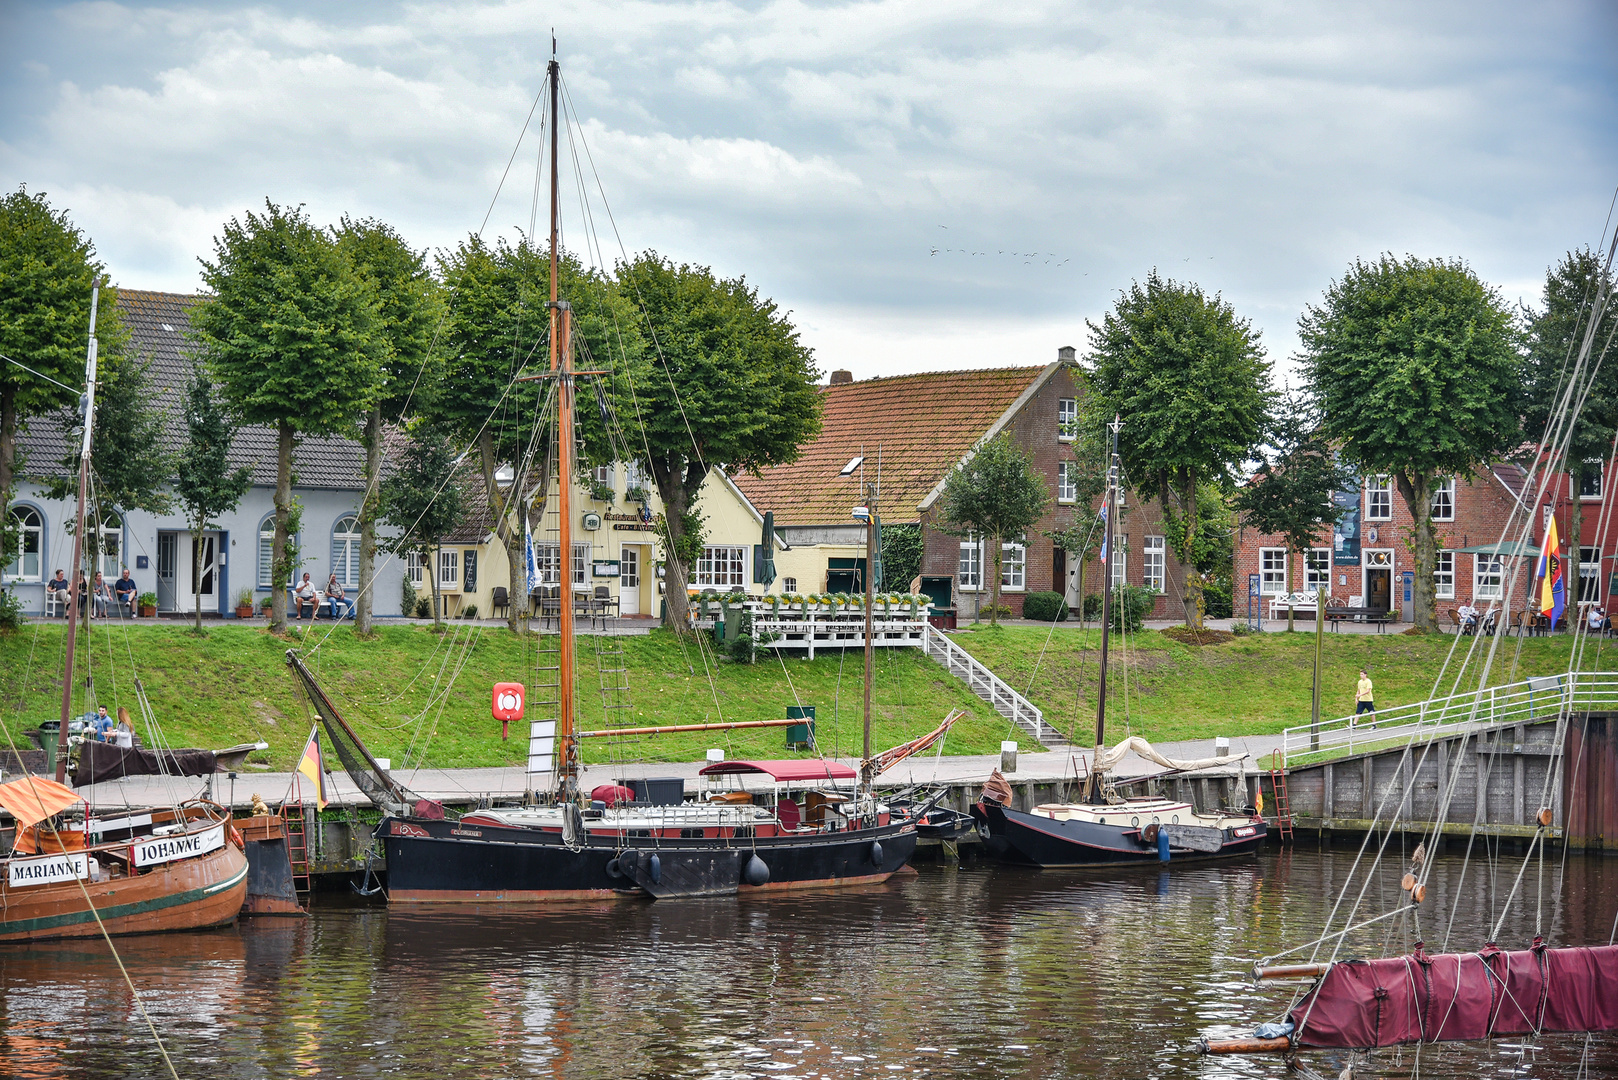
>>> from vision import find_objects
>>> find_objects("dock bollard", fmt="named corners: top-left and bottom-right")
top-left (1000, 740), bottom-right (1018, 774)
top-left (1214, 737), bottom-right (1230, 757)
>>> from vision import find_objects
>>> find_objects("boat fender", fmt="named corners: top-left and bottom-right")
top-left (229, 824), bottom-right (245, 849)
top-left (869, 840), bottom-right (884, 866)
top-left (745, 854), bottom-right (770, 886)
top-left (606, 858), bottom-right (622, 878)
top-left (649, 853), bottom-right (661, 885)
top-left (1157, 829), bottom-right (1171, 863)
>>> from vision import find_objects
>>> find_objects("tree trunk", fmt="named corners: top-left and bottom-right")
top-left (192, 526), bottom-right (203, 633)
top-left (989, 534), bottom-right (1003, 626)
top-left (270, 420), bottom-right (293, 633)
top-left (1396, 472), bottom-right (1436, 631)
top-left (1286, 544), bottom-right (1297, 632)
top-left (653, 458), bottom-right (708, 633)
top-left (471, 429), bottom-right (526, 635)
top-left (1177, 470), bottom-right (1204, 630)
top-left (0, 384), bottom-right (15, 512)
top-left (356, 406), bottom-right (381, 636)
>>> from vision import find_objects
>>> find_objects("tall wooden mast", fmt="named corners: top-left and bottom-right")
top-left (55, 278), bottom-right (101, 784)
top-left (1083, 415), bottom-right (1121, 803)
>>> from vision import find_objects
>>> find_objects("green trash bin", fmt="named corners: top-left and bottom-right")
top-left (785, 705), bottom-right (815, 749)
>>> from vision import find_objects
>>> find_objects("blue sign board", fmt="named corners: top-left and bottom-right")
top-left (1332, 487), bottom-right (1361, 566)
top-left (1403, 570), bottom-right (1413, 604)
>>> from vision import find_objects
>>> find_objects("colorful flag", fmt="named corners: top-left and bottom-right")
top-left (1538, 514), bottom-right (1566, 630)
top-left (1097, 504), bottom-right (1110, 564)
top-left (297, 726), bottom-right (327, 810)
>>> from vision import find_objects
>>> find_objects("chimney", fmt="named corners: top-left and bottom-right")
top-left (1057, 345), bottom-right (1076, 364)
top-left (829, 369), bottom-right (853, 385)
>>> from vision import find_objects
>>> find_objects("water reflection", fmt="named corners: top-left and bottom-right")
top-left (0, 851), bottom-right (1612, 1079)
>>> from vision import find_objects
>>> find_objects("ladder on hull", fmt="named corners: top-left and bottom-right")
top-left (283, 801), bottom-right (312, 902)
top-left (1267, 768), bottom-right (1294, 844)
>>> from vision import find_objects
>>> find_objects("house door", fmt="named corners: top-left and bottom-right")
top-left (619, 545), bottom-right (642, 615)
top-left (1052, 547), bottom-right (1067, 602)
top-left (181, 532), bottom-right (219, 612)
top-left (1367, 568), bottom-right (1391, 612)
top-left (156, 533), bottom-right (177, 611)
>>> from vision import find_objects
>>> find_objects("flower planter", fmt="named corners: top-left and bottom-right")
top-left (235, 604), bottom-right (255, 619)
top-left (139, 605), bottom-right (156, 618)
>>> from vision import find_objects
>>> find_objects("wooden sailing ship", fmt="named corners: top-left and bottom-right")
top-left (0, 280), bottom-right (248, 942)
top-left (971, 417), bottom-right (1267, 866)
top-left (285, 43), bottom-right (943, 903)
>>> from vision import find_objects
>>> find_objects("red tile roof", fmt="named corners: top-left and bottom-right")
top-left (733, 366), bottom-right (1051, 524)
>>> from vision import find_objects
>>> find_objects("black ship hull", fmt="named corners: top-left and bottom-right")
top-left (380, 815), bottom-right (919, 902)
top-left (971, 801), bottom-right (1266, 868)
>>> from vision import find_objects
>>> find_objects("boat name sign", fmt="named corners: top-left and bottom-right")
top-left (8, 852), bottom-right (90, 888)
top-left (133, 823), bottom-right (225, 868)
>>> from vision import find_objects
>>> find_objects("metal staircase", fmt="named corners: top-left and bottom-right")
top-left (919, 624), bottom-right (1067, 748)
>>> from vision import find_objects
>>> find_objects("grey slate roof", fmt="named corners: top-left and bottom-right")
top-left (18, 288), bottom-right (367, 490)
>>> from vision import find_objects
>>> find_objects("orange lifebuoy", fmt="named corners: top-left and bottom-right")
top-left (229, 824), bottom-right (245, 849)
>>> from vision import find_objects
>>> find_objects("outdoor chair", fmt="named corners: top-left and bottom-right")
top-left (1448, 610), bottom-right (1462, 634)
top-left (591, 585), bottom-right (618, 619)
top-left (776, 799), bottom-right (802, 832)
top-left (491, 586), bottom-right (510, 619)
top-left (538, 586), bottom-right (562, 629)
top-left (44, 590), bottom-right (66, 618)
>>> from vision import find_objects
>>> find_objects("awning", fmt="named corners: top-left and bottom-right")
top-left (0, 776), bottom-right (82, 829)
top-left (698, 759), bottom-right (857, 782)
top-left (1457, 541), bottom-right (1538, 557)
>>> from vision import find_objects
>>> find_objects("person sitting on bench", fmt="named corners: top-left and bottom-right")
top-left (114, 569), bottom-right (138, 617)
top-left (293, 573), bottom-right (319, 621)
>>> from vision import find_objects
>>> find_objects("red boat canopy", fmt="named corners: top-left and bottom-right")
top-left (698, 759), bottom-right (857, 782)
top-left (1291, 940), bottom-right (1618, 1048)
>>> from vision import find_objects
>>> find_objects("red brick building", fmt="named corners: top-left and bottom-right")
top-left (1232, 463), bottom-right (1534, 626)
top-left (735, 348), bottom-right (1192, 621)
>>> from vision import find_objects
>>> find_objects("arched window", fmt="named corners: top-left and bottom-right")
top-left (4, 506), bottom-right (43, 582)
top-left (258, 516), bottom-right (301, 588)
top-left (95, 511), bottom-right (123, 578)
top-left (331, 514), bottom-right (361, 588)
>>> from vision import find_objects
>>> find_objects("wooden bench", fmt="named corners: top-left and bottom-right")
top-left (1324, 606), bottom-right (1395, 633)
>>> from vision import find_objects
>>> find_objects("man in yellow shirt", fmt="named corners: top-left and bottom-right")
top-left (1354, 668), bottom-right (1375, 728)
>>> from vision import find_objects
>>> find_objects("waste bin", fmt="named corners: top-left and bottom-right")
top-left (35, 719), bottom-right (88, 777)
top-left (785, 705), bottom-right (815, 749)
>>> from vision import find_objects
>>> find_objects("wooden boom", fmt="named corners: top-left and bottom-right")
top-left (1197, 1036), bottom-right (1290, 1055)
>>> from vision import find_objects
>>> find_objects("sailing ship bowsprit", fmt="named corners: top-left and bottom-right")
top-left (284, 43), bottom-right (928, 902)
top-left (971, 416), bottom-right (1268, 867)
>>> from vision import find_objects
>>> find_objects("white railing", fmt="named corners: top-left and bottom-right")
top-left (1280, 671), bottom-right (1618, 765)
top-left (920, 624), bottom-right (1063, 747)
top-left (693, 598), bottom-right (931, 660)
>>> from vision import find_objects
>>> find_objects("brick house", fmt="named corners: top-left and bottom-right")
top-left (733, 348), bottom-right (1192, 621)
top-left (1232, 463), bottom-right (1534, 626)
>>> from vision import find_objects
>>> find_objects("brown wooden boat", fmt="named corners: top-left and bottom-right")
top-left (0, 780), bottom-right (249, 943)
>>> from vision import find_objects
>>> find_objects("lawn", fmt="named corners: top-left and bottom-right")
top-left (0, 623), bottom-right (1014, 770)
top-left (943, 623), bottom-right (1598, 745)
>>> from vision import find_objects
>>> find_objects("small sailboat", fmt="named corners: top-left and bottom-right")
top-left (971, 416), bottom-right (1267, 866)
top-left (0, 280), bottom-right (248, 942)
top-left (283, 43), bottom-right (936, 903)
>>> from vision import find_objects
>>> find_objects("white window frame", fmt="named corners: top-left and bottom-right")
top-left (406, 550), bottom-right (425, 587)
top-left (1305, 547), bottom-right (1331, 592)
top-left (593, 463), bottom-right (613, 487)
top-left (438, 548), bottom-right (459, 589)
top-left (4, 506), bottom-right (43, 582)
top-left (535, 543), bottom-right (561, 586)
top-left (623, 461), bottom-right (647, 490)
top-left (1434, 550), bottom-right (1454, 600)
top-left (1000, 540), bottom-right (1026, 592)
top-left (256, 516), bottom-right (298, 588)
top-left (958, 537), bottom-right (983, 592)
top-left (93, 511), bottom-right (123, 579)
top-left (1366, 476), bottom-right (1393, 521)
top-left (1057, 461), bottom-right (1077, 503)
top-left (1111, 532), bottom-right (1128, 588)
top-left (1430, 477), bottom-right (1455, 522)
top-left (331, 513), bottom-right (361, 588)
top-left (1581, 460), bottom-right (1603, 500)
top-left (1474, 554), bottom-right (1503, 602)
top-left (1260, 548), bottom-right (1288, 595)
top-left (1057, 398), bottom-right (1077, 441)
top-left (1143, 535), bottom-right (1166, 592)
top-left (572, 542), bottom-right (591, 587)
top-left (1580, 545), bottom-right (1602, 602)
top-left (782, 576), bottom-right (797, 594)
top-left (694, 545), bottom-right (747, 590)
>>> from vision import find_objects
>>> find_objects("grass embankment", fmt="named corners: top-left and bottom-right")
top-left (0, 624), bottom-right (1012, 771)
top-left (946, 623), bottom-right (1593, 746)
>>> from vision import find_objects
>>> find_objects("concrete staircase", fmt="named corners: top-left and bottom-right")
top-left (920, 624), bottom-right (1069, 749)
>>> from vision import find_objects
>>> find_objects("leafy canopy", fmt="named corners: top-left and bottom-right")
top-left (335, 216), bottom-right (443, 421)
top-left (938, 433), bottom-right (1051, 543)
top-left (192, 200), bottom-right (386, 436)
top-left (1299, 254), bottom-right (1522, 480)
top-left (1522, 247), bottom-right (1618, 475)
top-left (1234, 391), bottom-right (1351, 559)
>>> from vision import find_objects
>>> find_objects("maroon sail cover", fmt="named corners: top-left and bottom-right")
top-left (1290, 940), bottom-right (1618, 1048)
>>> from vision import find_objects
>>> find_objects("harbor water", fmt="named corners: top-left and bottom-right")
top-left (1, 849), bottom-right (1613, 1078)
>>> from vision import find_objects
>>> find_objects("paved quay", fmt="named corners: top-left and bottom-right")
top-left (70, 732), bottom-right (1285, 815)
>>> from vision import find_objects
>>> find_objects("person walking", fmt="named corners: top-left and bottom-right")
top-left (1354, 668), bottom-right (1376, 729)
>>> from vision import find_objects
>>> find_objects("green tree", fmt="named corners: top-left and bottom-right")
top-left (192, 200), bottom-right (386, 633)
top-left (1045, 417), bottom-right (1109, 626)
top-left (612, 253), bottom-right (821, 631)
top-left (1233, 393), bottom-right (1351, 629)
top-left (380, 422), bottom-right (466, 631)
top-left (938, 434), bottom-right (1051, 626)
top-left (1301, 255), bottom-right (1522, 631)
top-left (174, 373), bottom-right (251, 633)
top-left (1522, 248), bottom-right (1618, 602)
top-left (335, 217), bottom-right (442, 635)
top-left (432, 235), bottom-right (633, 632)
top-left (1085, 270), bottom-right (1271, 629)
top-left (0, 187), bottom-right (124, 554)
top-left (879, 522), bottom-right (923, 593)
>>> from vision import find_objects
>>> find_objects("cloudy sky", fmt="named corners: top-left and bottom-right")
top-left (3, 1), bottom-right (1615, 380)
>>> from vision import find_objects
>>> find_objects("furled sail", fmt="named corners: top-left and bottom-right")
top-left (284, 650), bottom-right (414, 816)
top-left (1290, 939), bottom-right (1618, 1048)
top-left (1094, 735), bottom-right (1245, 774)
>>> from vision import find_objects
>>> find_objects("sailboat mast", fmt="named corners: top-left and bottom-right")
top-left (1085, 415), bottom-right (1121, 803)
top-left (55, 278), bottom-right (101, 784)
top-left (860, 481), bottom-right (876, 789)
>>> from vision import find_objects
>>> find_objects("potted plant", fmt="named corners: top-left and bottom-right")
top-left (137, 591), bottom-right (158, 618)
top-left (260, 594), bottom-right (276, 617)
top-left (625, 485), bottom-right (649, 504)
top-left (235, 588), bottom-right (255, 619)
top-left (587, 479), bottom-right (615, 504)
